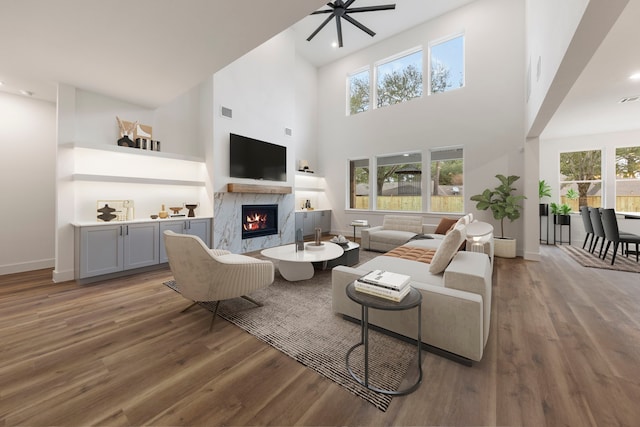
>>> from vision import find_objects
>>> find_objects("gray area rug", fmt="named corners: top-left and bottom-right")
top-left (557, 244), bottom-right (640, 273)
top-left (164, 249), bottom-right (418, 411)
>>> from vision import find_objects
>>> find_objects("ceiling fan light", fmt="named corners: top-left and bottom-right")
top-left (629, 72), bottom-right (640, 80)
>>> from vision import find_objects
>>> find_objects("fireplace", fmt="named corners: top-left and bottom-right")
top-left (242, 204), bottom-right (278, 239)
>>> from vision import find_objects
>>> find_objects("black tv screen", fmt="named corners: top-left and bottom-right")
top-left (229, 133), bottom-right (287, 182)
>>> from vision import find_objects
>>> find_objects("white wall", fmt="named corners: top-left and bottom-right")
top-left (0, 92), bottom-right (56, 275)
top-left (316, 0), bottom-right (527, 251)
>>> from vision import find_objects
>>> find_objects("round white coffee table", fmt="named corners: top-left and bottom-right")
top-left (261, 242), bottom-right (344, 281)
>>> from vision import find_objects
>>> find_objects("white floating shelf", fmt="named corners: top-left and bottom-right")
top-left (73, 174), bottom-right (205, 187)
top-left (62, 142), bottom-right (205, 163)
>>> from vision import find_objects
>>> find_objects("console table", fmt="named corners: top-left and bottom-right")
top-left (345, 282), bottom-right (423, 395)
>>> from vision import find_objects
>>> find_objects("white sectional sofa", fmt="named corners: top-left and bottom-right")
top-left (332, 214), bottom-right (493, 364)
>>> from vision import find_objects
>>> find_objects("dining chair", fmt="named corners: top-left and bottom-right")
top-left (589, 208), bottom-right (607, 257)
top-left (600, 208), bottom-right (640, 264)
top-left (579, 206), bottom-right (594, 251)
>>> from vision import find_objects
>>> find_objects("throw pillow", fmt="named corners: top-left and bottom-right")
top-left (429, 225), bottom-right (466, 274)
top-left (434, 217), bottom-right (458, 235)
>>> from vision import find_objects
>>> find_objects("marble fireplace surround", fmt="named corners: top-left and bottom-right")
top-left (213, 192), bottom-right (295, 254)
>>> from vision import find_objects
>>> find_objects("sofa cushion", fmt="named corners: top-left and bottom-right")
top-left (370, 229), bottom-right (418, 245)
top-left (429, 225), bottom-right (466, 274)
top-left (382, 215), bottom-right (423, 234)
top-left (434, 217), bottom-right (459, 235)
top-left (385, 246), bottom-right (437, 264)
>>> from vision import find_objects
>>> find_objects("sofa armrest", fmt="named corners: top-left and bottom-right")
top-left (444, 251), bottom-right (492, 346)
top-left (360, 226), bottom-right (382, 250)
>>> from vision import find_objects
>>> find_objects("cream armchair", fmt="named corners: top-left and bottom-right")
top-left (163, 230), bottom-right (274, 331)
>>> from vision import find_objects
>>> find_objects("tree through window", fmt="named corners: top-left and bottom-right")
top-left (430, 34), bottom-right (464, 94)
top-left (375, 49), bottom-right (423, 108)
top-left (559, 150), bottom-right (602, 210)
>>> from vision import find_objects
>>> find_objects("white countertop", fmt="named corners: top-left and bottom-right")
top-left (71, 216), bottom-right (213, 227)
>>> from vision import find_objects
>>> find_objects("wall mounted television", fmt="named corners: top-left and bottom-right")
top-left (229, 133), bottom-right (287, 182)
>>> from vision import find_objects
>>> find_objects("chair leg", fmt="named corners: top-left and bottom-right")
top-left (241, 295), bottom-right (263, 307)
top-left (590, 237), bottom-right (599, 253)
top-left (602, 241), bottom-right (611, 260)
top-left (582, 234), bottom-right (589, 249)
top-left (598, 239), bottom-right (611, 259)
top-left (181, 302), bottom-right (198, 313)
top-left (611, 242), bottom-right (619, 265)
top-left (209, 301), bottom-right (221, 332)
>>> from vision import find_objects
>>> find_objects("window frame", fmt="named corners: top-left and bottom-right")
top-left (347, 157), bottom-right (371, 210)
top-left (346, 66), bottom-right (371, 116)
top-left (558, 149), bottom-right (603, 210)
top-left (373, 46), bottom-right (424, 110)
top-left (428, 32), bottom-right (465, 95)
top-left (428, 146), bottom-right (465, 214)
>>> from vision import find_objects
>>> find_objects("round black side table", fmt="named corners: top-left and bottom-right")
top-left (345, 281), bottom-right (423, 395)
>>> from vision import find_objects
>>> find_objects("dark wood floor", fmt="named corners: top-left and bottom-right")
top-left (1, 245), bottom-right (639, 426)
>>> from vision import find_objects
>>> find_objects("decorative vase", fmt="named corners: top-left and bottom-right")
top-left (158, 204), bottom-right (169, 219)
top-left (117, 135), bottom-right (134, 147)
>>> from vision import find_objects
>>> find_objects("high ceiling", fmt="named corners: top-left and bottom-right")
top-left (541, 0), bottom-right (640, 139)
top-left (0, 0), bottom-right (637, 140)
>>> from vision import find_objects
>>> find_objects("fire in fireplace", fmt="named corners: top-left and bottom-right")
top-left (242, 204), bottom-right (278, 239)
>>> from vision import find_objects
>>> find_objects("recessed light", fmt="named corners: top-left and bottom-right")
top-left (331, 41), bottom-right (338, 48)
top-left (630, 73), bottom-right (640, 80)
top-left (0, 81), bottom-right (4, 86)
top-left (19, 90), bottom-right (33, 96)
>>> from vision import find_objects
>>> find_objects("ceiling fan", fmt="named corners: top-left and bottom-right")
top-left (306, 0), bottom-right (396, 48)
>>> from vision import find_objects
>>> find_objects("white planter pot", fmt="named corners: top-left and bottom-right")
top-left (494, 237), bottom-right (516, 258)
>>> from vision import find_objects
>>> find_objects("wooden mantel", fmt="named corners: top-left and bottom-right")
top-left (227, 183), bottom-right (292, 194)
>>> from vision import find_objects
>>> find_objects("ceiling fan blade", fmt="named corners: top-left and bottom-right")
top-left (307, 13), bottom-right (336, 41)
top-left (310, 2), bottom-right (336, 15)
top-left (342, 14), bottom-right (376, 37)
top-left (345, 4), bottom-right (396, 13)
top-left (343, 0), bottom-right (357, 8)
top-left (336, 15), bottom-right (344, 47)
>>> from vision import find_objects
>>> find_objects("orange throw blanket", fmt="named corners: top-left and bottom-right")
top-left (384, 246), bottom-right (436, 264)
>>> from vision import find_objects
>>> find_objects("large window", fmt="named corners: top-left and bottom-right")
top-left (375, 152), bottom-right (422, 211)
top-left (348, 69), bottom-right (370, 115)
top-left (349, 159), bottom-right (370, 209)
top-left (616, 146), bottom-right (640, 212)
top-left (559, 150), bottom-right (602, 210)
top-left (429, 34), bottom-right (464, 94)
top-left (375, 49), bottom-right (423, 109)
top-left (430, 147), bottom-right (464, 213)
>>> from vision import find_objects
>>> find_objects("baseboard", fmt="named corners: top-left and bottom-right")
top-left (524, 251), bottom-right (541, 261)
top-left (52, 269), bottom-right (75, 283)
top-left (0, 258), bottom-right (54, 276)
top-left (342, 314), bottom-right (473, 367)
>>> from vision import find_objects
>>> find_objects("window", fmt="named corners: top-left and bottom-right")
top-left (349, 159), bottom-right (370, 209)
top-left (430, 147), bottom-right (464, 213)
top-left (559, 150), bottom-right (602, 210)
top-left (375, 152), bottom-right (422, 211)
top-left (616, 146), bottom-right (640, 212)
top-left (375, 49), bottom-right (423, 109)
top-left (430, 34), bottom-right (464, 94)
top-left (348, 69), bottom-right (370, 115)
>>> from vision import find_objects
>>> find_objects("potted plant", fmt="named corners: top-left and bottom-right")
top-left (539, 179), bottom-right (551, 216)
top-left (555, 203), bottom-right (572, 225)
top-left (470, 174), bottom-right (526, 258)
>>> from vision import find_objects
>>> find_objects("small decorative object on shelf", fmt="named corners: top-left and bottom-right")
top-left (97, 204), bottom-right (117, 222)
top-left (97, 200), bottom-right (134, 221)
top-left (158, 204), bottom-right (169, 219)
top-left (185, 203), bottom-right (198, 217)
top-left (116, 116), bottom-right (137, 147)
top-left (298, 159), bottom-right (314, 173)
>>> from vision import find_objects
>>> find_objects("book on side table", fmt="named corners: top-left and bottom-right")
top-left (354, 270), bottom-right (411, 302)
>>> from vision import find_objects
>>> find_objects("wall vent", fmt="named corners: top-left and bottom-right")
top-left (619, 96), bottom-right (640, 104)
top-left (285, 127), bottom-right (292, 136)
top-left (221, 106), bottom-right (233, 118)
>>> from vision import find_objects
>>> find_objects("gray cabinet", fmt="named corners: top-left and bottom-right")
top-left (159, 219), bottom-right (211, 263)
top-left (77, 222), bottom-right (159, 279)
top-left (75, 218), bottom-right (211, 280)
top-left (295, 210), bottom-right (331, 237)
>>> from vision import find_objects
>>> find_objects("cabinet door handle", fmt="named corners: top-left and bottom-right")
top-left (187, 221), bottom-right (191, 230)
top-left (120, 226), bottom-right (123, 236)
top-left (125, 225), bottom-right (129, 236)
